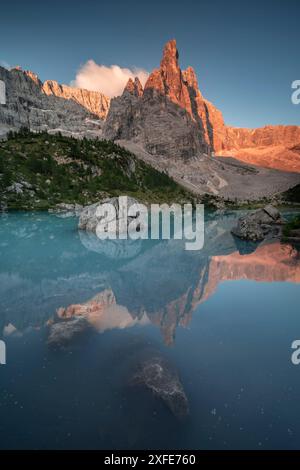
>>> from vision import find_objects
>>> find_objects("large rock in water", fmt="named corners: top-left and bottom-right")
top-left (231, 205), bottom-right (284, 241)
top-left (132, 356), bottom-right (189, 419)
top-left (49, 203), bottom-right (83, 218)
top-left (47, 316), bottom-right (91, 348)
top-left (78, 196), bottom-right (141, 234)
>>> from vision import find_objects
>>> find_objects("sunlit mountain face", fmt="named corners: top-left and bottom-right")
top-left (0, 210), bottom-right (300, 449)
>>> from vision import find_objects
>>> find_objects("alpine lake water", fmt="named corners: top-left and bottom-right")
top-left (0, 209), bottom-right (300, 450)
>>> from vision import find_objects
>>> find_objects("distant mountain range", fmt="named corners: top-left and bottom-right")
top-left (1, 40), bottom-right (300, 201)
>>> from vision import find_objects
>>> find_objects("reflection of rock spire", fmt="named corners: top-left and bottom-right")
top-left (147, 241), bottom-right (300, 345)
top-left (195, 242), bottom-right (300, 308)
top-left (151, 288), bottom-right (194, 346)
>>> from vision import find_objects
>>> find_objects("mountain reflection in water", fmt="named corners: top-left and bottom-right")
top-left (1, 211), bottom-right (299, 345)
top-left (1, 211), bottom-right (300, 450)
top-left (45, 241), bottom-right (299, 346)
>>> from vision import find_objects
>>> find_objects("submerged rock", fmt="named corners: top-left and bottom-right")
top-left (132, 356), bottom-right (189, 419)
top-left (47, 316), bottom-right (90, 347)
top-left (49, 203), bottom-right (83, 218)
top-left (79, 229), bottom-right (142, 259)
top-left (231, 205), bottom-right (284, 241)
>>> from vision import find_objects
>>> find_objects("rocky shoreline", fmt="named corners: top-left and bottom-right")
top-left (231, 204), bottom-right (300, 245)
top-left (75, 197), bottom-right (300, 247)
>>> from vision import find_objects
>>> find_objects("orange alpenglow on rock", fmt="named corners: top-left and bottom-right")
top-left (219, 125), bottom-right (300, 172)
top-left (144, 40), bottom-right (196, 118)
top-left (124, 77), bottom-right (143, 97)
top-left (104, 38), bottom-right (300, 173)
top-left (42, 79), bottom-right (110, 119)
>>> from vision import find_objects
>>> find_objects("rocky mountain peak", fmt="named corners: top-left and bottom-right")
top-left (134, 77), bottom-right (143, 97)
top-left (104, 38), bottom-right (235, 160)
top-left (144, 69), bottom-right (165, 95)
top-left (160, 39), bottom-right (179, 71)
top-left (123, 77), bottom-right (143, 97)
top-left (24, 70), bottom-right (42, 86)
top-left (182, 66), bottom-right (202, 98)
top-left (144, 39), bottom-right (192, 116)
top-left (43, 80), bottom-right (63, 95)
top-left (104, 39), bottom-right (213, 158)
top-left (123, 78), bottom-right (134, 93)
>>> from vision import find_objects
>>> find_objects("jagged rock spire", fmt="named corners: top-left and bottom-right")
top-left (134, 77), bottom-right (143, 96)
top-left (144, 39), bottom-right (192, 115)
top-left (105, 39), bottom-right (225, 157)
top-left (123, 77), bottom-right (143, 97)
top-left (160, 39), bottom-right (179, 71)
top-left (182, 66), bottom-right (202, 98)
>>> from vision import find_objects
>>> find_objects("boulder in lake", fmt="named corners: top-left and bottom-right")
top-left (49, 203), bottom-right (83, 218)
top-left (78, 196), bottom-right (143, 234)
top-left (47, 316), bottom-right (90, 348)
top-left (231, 205), bottom-right (284, 242)
top-left (132, 356), bottom-right (189, 419)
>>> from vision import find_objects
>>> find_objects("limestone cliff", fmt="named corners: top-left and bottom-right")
top-left (218, 126), bottom-right (300, 172)
top-left (43, 80), bottom-right (110, 119)
top-left (0, 66), bottom-right (109, 138)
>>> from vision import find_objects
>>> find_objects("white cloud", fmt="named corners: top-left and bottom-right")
top-left (71, 60), bottom-right (149, 98)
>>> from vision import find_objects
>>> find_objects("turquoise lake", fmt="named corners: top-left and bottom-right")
top-left (0, 210), bottom-right (300, 449)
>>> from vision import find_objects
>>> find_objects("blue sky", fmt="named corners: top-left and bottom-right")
top-left (1, 0), bottom-right (299, 127)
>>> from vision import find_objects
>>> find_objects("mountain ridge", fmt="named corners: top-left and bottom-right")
top-left (104, 39), bottom-right (300, 173)
top-left (1, 42), bottom-right (300, 201)
top-left (1, 43), bottom-right (300, 173)
top-left (0, 65), bottom-right (109, 139)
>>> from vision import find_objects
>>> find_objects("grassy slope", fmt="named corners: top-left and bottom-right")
top-left (0, 130), bottom-right (200, 210)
